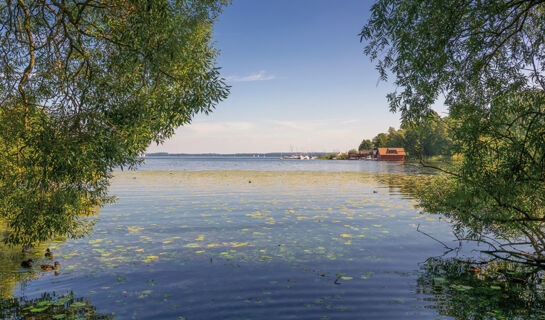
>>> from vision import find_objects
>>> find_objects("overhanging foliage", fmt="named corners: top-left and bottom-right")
top-left (0, 0), bottom-right (230, 245)
top-left (362, 0), bottom-right (545, 263)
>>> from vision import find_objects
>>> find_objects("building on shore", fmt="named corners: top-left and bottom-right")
top-left (347, 149), bottom-right (377, 160)
top-left (377, 148), bottom-right (406, 161)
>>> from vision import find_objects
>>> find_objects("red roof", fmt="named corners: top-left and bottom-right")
top-left (377, 148), bottom-right (406, 156)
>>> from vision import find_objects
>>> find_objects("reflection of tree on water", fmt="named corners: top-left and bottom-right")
top-left (372, 173), bottom-right (426, 197)
top-left (1, 292), bottom-right (113, 319)
top-left (0, 239), bottom-right (111, 319)
top-left (375, 172), bottom-right (545, 268)
top-left (417, 257), bottom-right (545, 319)
top-left (0, 244), bottom-right (41, 300)
top-left (374, 172), bottom-right (545, 317)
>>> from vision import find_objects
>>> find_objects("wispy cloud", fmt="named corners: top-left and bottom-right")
top-left (147, 118), bottom-right (378, 154)
top-left (270, 120), bottom-right (308, 130)
top-left (340, 119), bottom-right (360, 125)
top-left (226, 70), bottom-right (275, 82)
top-left (187, 121), bottom-right (256, 134)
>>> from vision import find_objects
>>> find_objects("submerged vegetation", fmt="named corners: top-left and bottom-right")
top-left (1, 292), bottom-right (113, 320)
top-left (1, 170), bottom-right (543, 318)
top-left (4, 171), bottom-right (444, 318)
top-left (418, 257), bottom-right (545, 319)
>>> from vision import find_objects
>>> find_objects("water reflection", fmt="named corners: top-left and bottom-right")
top-left (0, 244), bottom-right (41, 300)
top-left (4, 171), bottom-right (450, 319)
top-left (417, 257), bottom-right (545, 319)
top-left (1, 291), bottom-right (113, 319)
top-left (376, 173), bottom-right (545, 318)
top-left (0, 243), bottom-right (111, 318)
top-left (3, 170), bottom-right (544, 319)
top-left (138, 156), bottom-right (441, 174)
top-left (372, 173), bottom-right (426, 197)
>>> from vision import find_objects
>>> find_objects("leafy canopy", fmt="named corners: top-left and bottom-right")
top-left (362, 0), bottom-right (545, 263)
top-left (358, 139), bottom-right (373, 151)
top-left (367, 111), bottom-right (453, 158)
top-left (0, 0), bottom-right (229, 246)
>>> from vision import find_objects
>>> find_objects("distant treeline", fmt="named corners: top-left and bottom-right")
top-left (145, 152), bottom-right (333, 158)
top-left (359, 111), bottom-right (453, 159)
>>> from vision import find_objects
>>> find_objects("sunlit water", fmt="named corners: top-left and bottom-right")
top-left (4, 158), bottom-right (467, 319)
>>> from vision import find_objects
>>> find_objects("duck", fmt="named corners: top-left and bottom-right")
top-left (21, 259), bottom-right (33, 268)
top-left (40, 261), bottom-right (60, 271)
top-left (44, 248), bottom-right (54, 258)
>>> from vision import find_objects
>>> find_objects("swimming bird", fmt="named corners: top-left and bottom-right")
top-left (44, 248), bottom-right (54, 258)
top-left (40, 261), bottom-right (60, 271)
top-left (21, 259), bottom-right (33, 268)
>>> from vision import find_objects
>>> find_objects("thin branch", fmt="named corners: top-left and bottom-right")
top-left (417, 223), bottom-right (454, 251)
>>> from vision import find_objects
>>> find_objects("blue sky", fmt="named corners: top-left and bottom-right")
top-left (147, 0), bottom-right (411, 154)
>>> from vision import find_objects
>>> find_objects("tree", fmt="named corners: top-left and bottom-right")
top-left (358, 139), bottom-right (373, 151)
top-left (0, 0), bottom-right (230, 246)
top-left (370, 114), bottom-right (453, 158)
top-left (372, 127), bottom-right (406, 150)
top-left (401, 111), bottom-right (453, 158)
top-left (372, 132), bottom-right (389, 148)
top-left (362, 0), bottom-right (545, 263)
top-left (386, 126), bottom-right (405, 147)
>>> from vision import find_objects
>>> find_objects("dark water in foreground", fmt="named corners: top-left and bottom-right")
top-left (2, 157), bottom-right (541, 319)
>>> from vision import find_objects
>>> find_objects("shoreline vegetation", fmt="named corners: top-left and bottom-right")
top-left (316, 110), bottom-right (454, 161)
top-left (317, 154), bottom-right (457, 161)
top-left (2, 0), bottom-right (545, 318)
top-left (145, 110), bottom-right (454, 162)
top-left (144, 152), bottom-right (457, 162)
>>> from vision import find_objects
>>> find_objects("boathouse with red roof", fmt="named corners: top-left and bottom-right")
top-left (377, 148), bottom-right (406, 161)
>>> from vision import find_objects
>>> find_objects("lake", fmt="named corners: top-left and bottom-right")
top-left (2, 157), bottom-right (534, 319)
top-left (135, 155), bottom-right (437, 174)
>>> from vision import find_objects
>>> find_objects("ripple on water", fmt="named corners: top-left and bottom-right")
top-left (8, 171), bottom-right (454, 319)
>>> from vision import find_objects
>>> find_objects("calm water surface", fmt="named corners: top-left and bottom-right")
top-left (4, 157), bottom-right (469, 319)
top-left (137, 155), bottom-right (438, 174)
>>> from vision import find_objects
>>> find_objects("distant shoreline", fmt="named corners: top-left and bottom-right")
top-left (145, 152), bottom-right (334, 157)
